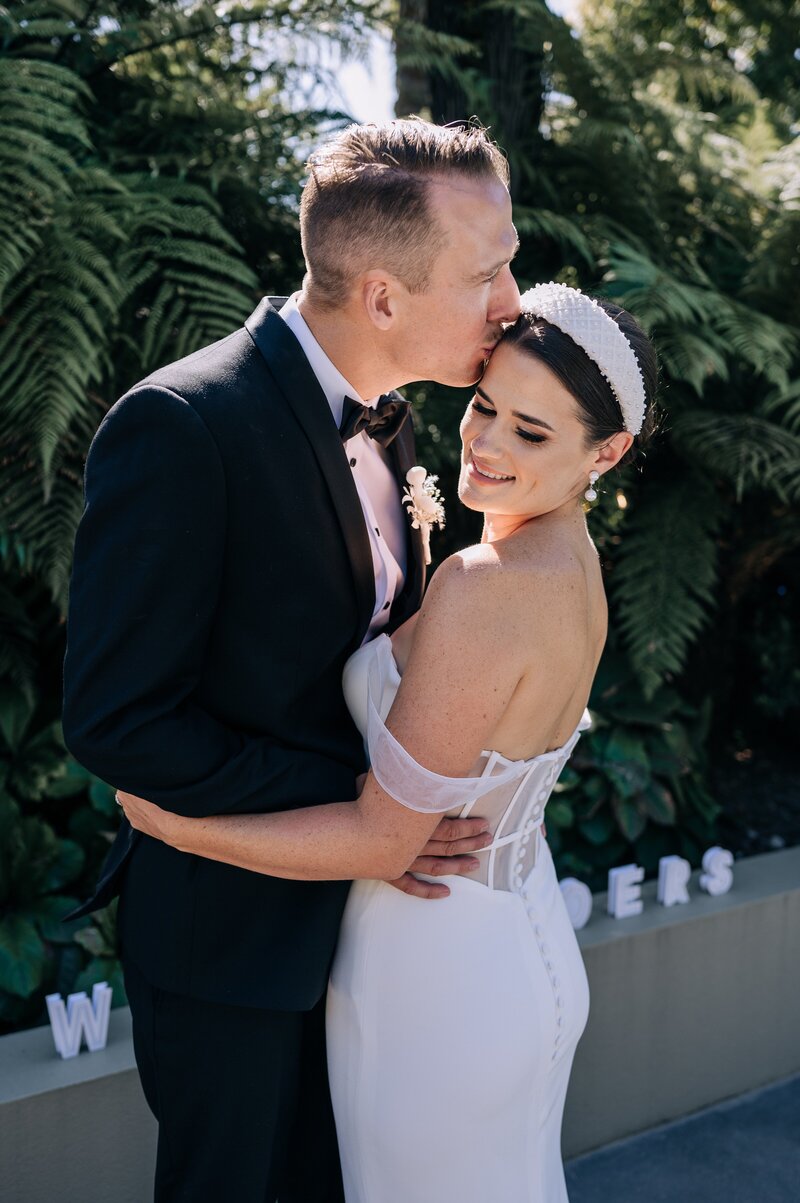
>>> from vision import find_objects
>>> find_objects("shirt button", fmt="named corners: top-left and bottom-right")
top-left (349, 457), bottom-right (357, 467)
top-left (383, 602), bottom-right (390, 611)
top-left (375, 527), bottom-right (380, 536)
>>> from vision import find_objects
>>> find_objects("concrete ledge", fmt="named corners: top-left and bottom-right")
top-left (563, 845), bottom-right (800, 1156)
top-left (1, 847), bottom-right (798, 1196)
top-left (0, 1008), bottom-right (156, 1202)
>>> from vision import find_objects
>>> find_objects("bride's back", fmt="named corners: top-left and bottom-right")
top-left (390, 514), bottom-right (607, 768)
top-left (472, 514), bottom-right (607, 763)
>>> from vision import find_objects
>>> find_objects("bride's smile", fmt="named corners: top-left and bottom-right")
top-left (467, 456), bottom-right (515, 483)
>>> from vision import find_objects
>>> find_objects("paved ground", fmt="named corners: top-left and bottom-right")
top-left (565, 1073), bottom-right (800, 1203)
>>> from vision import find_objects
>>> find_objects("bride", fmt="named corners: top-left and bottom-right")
top-left (119, 282), bottom-right (657, 1202)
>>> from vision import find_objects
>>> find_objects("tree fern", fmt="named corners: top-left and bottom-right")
top-left (604, 243), bottom-right (796, 388)
top-left (0, 167), bottom-right (258, 589)
top-left (612, 476), bottom-right (724, 698)
top-left (0, 0), bottom-right (383, 612)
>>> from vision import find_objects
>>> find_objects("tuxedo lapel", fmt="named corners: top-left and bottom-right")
top-left (386, 397), bottom-right (426, 629)
top-left (244, 298), bottom-right (376, 643)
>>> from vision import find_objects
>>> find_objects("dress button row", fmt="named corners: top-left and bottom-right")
top-left (528, 917), bottom-right (564, 1045)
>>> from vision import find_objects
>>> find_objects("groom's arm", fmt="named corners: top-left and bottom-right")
top-left (63, 384), bottom-right (356, 818)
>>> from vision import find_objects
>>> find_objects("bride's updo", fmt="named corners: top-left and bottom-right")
top-left (501, 295), bottom-right (659, 467)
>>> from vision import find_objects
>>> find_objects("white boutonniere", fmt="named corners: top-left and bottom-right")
top-left (402, 466), bottom-right (445, 566)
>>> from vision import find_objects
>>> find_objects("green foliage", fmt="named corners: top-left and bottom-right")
top-left (404, 0), bottom-right (798, 882)
top-left (0, 0), bottom-right (385, 608)
top-left (0, 570), bottom-right (127, 1031)
top-left (0, 0), bottom-right (385, 1032)
top-left (0, 53), bottom-right (262, 598)
top-left (1, 0), bottom-right (797, 1028)
top-left (547, 648), bottom-right (719, 890)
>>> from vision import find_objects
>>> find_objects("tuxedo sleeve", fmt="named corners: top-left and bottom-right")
top-left (62, 384), bottom-right (356, 818)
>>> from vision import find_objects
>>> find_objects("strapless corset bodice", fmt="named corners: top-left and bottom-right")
top-left (343, 633), bottom-right (591, 891)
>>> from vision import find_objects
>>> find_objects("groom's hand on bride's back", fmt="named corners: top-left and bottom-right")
top-left (385, 816), bottom-right (492, 900)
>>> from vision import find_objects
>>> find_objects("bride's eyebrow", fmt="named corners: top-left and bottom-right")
top-left (475, 386), bottom-right (555, 432)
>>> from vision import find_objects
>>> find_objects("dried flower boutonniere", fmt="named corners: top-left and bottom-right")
top-left (402, 466), bottom-right (445, 566)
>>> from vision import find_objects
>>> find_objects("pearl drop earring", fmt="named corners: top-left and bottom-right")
top-left (584, 471), bottom-right (600, 502)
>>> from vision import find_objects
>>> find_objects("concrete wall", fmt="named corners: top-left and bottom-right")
top-left (1, 846), bottom-right (798, 1197)
top-left (0, 1008), bottom-right (156, 1203)
top-left (564, 844), bottom-right (800, 1156)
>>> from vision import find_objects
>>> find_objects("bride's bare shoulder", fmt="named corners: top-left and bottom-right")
top-left (422, 544), bottom-right (506, 609)
top-left (421, 539), bottom-right (586, 633)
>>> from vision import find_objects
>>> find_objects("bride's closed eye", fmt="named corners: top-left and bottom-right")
top-left (470, 399), bottom-right (547, 445)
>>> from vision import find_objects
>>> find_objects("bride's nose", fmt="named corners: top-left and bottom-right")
top-left (470, 431), bottom-right (504, 461)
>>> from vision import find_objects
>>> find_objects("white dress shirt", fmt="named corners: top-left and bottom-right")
top-left (278, 294), bottom-right (407, 640)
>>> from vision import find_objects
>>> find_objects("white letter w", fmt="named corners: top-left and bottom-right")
top-left (46, 982), bottom-right (113, 1059)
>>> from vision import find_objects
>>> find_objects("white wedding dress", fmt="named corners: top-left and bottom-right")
top-left (327, 633), bottom-right (591, 1203)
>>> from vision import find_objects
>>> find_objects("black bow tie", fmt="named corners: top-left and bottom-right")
top-left (339, 394), bottom-right (410, 449)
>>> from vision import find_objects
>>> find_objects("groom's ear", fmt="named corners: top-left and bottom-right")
top-left (361, 272), bottom-right (401, 331)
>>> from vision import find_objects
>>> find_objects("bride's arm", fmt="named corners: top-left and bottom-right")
top-left (119, 554), bottom-right (525, 882)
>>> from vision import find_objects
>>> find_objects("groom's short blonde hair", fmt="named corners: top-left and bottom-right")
top-left (300, 118), bottom-right (510, 309)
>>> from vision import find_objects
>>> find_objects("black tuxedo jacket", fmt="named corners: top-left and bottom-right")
top-left (62, 297), bottom-right (426, 1011)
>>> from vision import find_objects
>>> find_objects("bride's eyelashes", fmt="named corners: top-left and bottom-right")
top-left (470, 399), bottom-right (547, 445)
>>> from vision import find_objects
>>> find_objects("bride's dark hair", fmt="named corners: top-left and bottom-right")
top-left (501, 296), bottom-right (659, 468)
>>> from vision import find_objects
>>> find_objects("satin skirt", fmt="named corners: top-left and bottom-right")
top-left (326, 835), bottom-right (590, 1203)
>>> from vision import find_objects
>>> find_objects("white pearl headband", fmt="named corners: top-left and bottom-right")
top-left (518, 282), bottom-right (646, 436)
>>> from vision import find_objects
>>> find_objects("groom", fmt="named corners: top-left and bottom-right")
top-left (63, 118), bottom-right (520, 1201)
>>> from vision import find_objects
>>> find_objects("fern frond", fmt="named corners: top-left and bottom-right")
top-left (0, 399), bottom-right (96, 610)
top-left (761, 379), bottom-right (800, 434)
top-left (654, 331), bottom-right (729, 395)
top-left (654, 53), bottom-right (759, 109)
top-left (0, 57), bottom-right (90, 301)
top-left (672, 411), bottom-right (800, 504)
top-left (513, 206), bottom-right (595, 265)
top-left (568, 118), bottom-right (650, 165)
top-left (711, 303), bottom-right (796, 388)
top-left (0, 3), bottom-right (88, 49)
top-left (613, 475), bottom-right (723, 698)
top-left (602, 242), bottom-right (722, 328)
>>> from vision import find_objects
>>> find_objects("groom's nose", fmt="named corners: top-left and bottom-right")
top-left (488, 265), bottom-right (521, 324)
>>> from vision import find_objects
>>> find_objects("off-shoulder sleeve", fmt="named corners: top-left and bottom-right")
top-left (365, 654), bottom-right (525, 813)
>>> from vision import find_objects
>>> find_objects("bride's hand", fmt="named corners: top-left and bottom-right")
top-left (116, 790), bottom-right (190, 850)
top-left (385, 815), bottom-right (492, 900)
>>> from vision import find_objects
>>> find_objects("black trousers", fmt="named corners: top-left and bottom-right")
top-left (122, 953), bottom-right (345, 1203)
